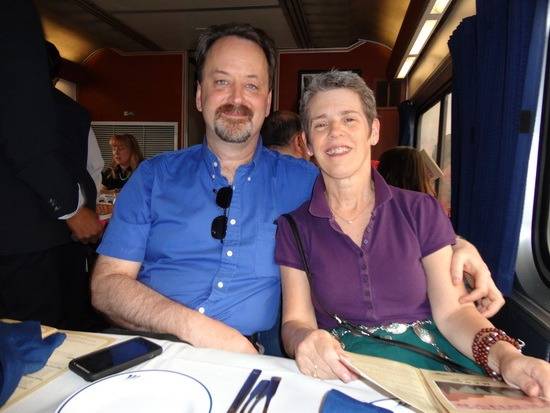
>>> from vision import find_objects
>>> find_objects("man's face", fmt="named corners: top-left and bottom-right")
top-left (196, 36), bottom-right (272, 144)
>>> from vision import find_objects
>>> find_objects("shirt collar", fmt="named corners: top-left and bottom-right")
top-left (201, 137), bottom-right (264, 179)
top-left (309, 167), bottom-right (393, 218)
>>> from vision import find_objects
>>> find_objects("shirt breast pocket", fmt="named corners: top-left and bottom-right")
top-left (254, 222), bottom-right (279, 278)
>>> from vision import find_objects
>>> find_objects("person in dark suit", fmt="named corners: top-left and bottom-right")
top-left (0, 1), bottom-right (104, 330)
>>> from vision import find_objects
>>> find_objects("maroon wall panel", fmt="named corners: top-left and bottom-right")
top-left (78, 49), bottom-right (185, 145)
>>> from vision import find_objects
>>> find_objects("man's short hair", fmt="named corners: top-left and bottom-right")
top-left (300, 69), bottom-right (378, 135)
top-left (45, 41), bottom-right (61, 80)
top-left (261, 110), bottom-right (302, 148)
top-left (194, 23), bottom-right (276, 90)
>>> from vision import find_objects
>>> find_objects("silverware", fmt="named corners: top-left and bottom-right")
top-left (226, 369), bottom-right (261, 413)
top-left (412, 324), bottom-right (452, 371)
top-left (262, 377), bottom-right (281, 413)
top-left (239, 379), bottom-right (270, 413)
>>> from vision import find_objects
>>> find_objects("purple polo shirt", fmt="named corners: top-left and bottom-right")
top-left (275, 169), bottom-right (456, 329)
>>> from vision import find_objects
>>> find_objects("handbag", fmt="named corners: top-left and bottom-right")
top-left (281, 213), bottom-right (483, 375)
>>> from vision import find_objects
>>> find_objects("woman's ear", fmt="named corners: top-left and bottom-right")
top-left (369, 118), bottom-right (380, 146)
top-left (303, 132), bottom-right (313, 156)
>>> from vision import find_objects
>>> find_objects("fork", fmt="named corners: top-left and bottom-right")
top-left (262, 377), bottom-right (281, 413)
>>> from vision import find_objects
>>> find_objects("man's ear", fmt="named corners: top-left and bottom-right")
top-left (196, 82), bottom-right (203, 112)
top-left (369, 118), bottom-right (380, 146)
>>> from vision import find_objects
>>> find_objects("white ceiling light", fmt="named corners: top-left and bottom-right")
top-left (410, 19), bottom-right (438, 55)
top-left (430, 0), bottom-right (452, 14)
top-left (397, 56), bottom-right (417, 79)
top-left (394, 0), bottom-right (452, 80)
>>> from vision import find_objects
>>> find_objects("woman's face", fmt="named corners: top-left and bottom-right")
top-left (306, 88), bottom-right (379, 180)
top-left (111, 141), bottom-right (131, 168)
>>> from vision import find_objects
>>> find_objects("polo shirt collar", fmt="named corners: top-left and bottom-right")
top-left (308, 167), bottom-right (393, 218)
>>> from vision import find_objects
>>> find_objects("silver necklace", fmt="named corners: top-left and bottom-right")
top-left (327, 196), bottom-right (373, 224)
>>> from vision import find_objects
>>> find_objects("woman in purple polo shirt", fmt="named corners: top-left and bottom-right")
top-left (275, 70), bottom-right (550, 398)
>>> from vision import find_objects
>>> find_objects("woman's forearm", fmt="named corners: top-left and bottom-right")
top-left (281, 320), bottom-right (317, 356)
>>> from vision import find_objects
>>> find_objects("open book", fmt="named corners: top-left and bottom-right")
top-left (342, 352), bottom-right (550, 413)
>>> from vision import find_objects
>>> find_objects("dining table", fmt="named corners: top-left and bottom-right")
top-left (1, 330), bottom-right (415, 413)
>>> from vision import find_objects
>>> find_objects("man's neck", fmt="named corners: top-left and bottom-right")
top-left (206, 134), bottom-right (259, 183)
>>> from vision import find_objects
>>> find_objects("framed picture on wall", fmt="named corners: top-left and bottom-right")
top-left (298, 69), bottom-right (362, 101)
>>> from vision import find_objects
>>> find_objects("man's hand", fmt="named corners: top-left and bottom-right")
top-left (451, 238), bottom-right (505, 317)
top-left (185, 315), bottom-right (258, 355)
top-left (66, 206), bottom-right (103, 244)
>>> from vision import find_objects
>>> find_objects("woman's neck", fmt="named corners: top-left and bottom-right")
top-left (324, 165), bottom-right (373, 212)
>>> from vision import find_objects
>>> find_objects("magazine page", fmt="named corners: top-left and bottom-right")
top-left (419, 148), bottom-right (444, 180)
top-left (420, 369), bottom-right (550, 413)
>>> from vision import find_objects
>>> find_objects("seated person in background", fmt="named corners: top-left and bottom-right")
top-left (275, 70), bottom-right (550, 397)
top-left (378, 146), bottom-right (435, 196)
top-left (101, 134), bottom-right (143, 191)
top-left (261, 110), bottom-right (311, 160)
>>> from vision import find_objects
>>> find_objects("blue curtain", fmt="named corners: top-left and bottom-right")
top-left (448, 0), bottom-right (544, 294)
top-left (398, 100), bottom-right (416, 146)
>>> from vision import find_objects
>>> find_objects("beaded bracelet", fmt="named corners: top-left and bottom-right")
top-left (472, 327), bottom-right (524, 380)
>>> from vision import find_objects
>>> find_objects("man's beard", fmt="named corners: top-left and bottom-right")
top-left (214, 104), bottom-right (254, 143)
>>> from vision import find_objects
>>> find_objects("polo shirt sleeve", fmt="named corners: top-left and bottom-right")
top-left (97, 160), bottom-right (154, 262)
top-left (275, 215), bottom-right (306, 271)
top-left (414, 194), bottom-right (456, 258)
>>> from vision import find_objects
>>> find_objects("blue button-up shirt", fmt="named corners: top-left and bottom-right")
top-left (98, 141), bottom-right (318, 335)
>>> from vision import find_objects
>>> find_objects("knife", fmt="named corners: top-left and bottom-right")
top-left (226, 369), bottom-right (261, 413)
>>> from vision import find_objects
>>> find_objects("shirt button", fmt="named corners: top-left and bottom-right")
top-left (227, 250), bottom-right (233, 257)
top-left (363, 239), bottom-right (369, 245)
top-left (217, 281), bottom-right (224, 289)
top-left (213, 162), bottom-right (218, 167)
top-left (230, 218), bottom-right (236, 225)
top-left (211, 174), bottom-right (215, 179)
top-left (247, 177), bottom-right (251, 181)
top-left (198, 307), bottom-right (205, 314)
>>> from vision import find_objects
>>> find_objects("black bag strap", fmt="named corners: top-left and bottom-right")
top-left (281, 213), bottom-right (479, 375)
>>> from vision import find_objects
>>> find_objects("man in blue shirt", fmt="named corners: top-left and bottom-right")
top-left (91, 23), bottom-right (503, 355)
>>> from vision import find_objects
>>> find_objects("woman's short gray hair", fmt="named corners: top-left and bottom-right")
top-left (299, 70), bottom-right (378, 135)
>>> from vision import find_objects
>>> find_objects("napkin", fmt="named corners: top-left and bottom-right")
top-left (0, 320), bottom-right (65, 406)
top-left (320, 389), bottom-right (393, 413)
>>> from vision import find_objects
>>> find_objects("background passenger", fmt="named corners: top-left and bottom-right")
top-left (261, 110), bottom-right (311, 160)
top-left (378, 146), bottom-right (435, 196)
top-left (101, 134), bottom-right (143, 191)
top-left (275, 70), bottom-right (549, 397)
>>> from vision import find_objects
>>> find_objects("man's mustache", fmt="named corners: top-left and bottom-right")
top-left (215, 104), bottom-right (253, 119)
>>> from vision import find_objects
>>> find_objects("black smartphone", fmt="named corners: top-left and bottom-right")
top-left (68, 337), bottom-right (162, 381)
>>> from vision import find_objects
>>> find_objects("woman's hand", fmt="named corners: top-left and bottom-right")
top-left (294, 329), bottom-right (357, 382)
top-left (499, 352), bottom-right (550, 398)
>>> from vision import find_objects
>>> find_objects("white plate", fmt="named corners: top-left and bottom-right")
top-left (56, 370), bottom-right (212, 413)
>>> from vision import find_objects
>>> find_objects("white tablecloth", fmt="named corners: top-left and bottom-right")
top-left (3, 336), bottom-right (414, 412)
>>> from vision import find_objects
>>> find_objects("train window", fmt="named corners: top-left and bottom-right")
top-left (417, 93), bottom-right (452, 214)
top-left (438, 93), bottom-right (452, 213)
top-left (515, 13), bottom-right (550, 313)
top-left (417, 101), bottom-right (441, 162)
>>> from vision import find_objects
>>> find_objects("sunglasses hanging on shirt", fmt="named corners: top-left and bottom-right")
top-left (211, 186), bottom-right (233, 242)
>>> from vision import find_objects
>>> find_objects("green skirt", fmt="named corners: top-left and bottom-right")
top-left (332, 321), bottom-right (484, 374)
